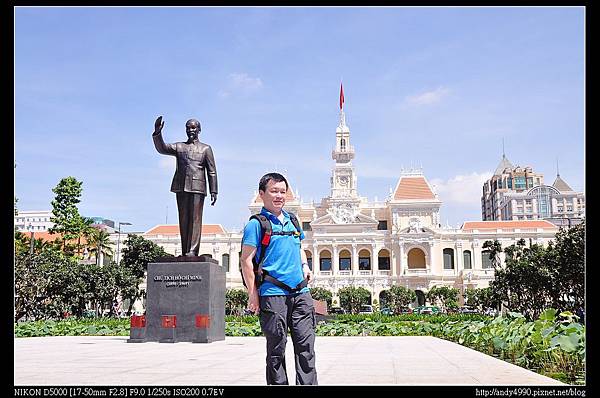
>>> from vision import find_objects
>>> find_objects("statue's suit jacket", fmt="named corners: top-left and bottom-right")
top-left (153, 132), bottom-right (218, 195)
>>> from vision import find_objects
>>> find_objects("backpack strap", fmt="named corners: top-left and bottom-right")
top-left (247, 212), bottom-right (308, 293)
top-left (262, 271), bottom-right (308, 293)
top-left (250, 214), bottom-right (272, 268)
top-left (288, 212), bottom-right (302, 235)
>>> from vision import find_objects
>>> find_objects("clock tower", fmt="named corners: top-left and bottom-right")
top-left (330, 84), bottom-right (358, 200)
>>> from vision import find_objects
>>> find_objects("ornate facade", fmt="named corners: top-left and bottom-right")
top-left (142, 100), bottom-right (561, 307)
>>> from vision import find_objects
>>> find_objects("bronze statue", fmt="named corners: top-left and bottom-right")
top-left (152, 116), bottom-right (218, 257)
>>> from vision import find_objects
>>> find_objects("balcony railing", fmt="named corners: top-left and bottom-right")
top-left (319, 271), bottom-right (332, 276)
top-left (405, 268), bottom-right (428, 274)
top-left (338, 270), bottom-right (352, 276)
top-left (377, 270), bottom-right (391, 276)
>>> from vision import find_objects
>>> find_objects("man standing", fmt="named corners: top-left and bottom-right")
top-left (152, 116), bottom-right (218, 257)
top-left (241, 172), bottom-right (318, 385)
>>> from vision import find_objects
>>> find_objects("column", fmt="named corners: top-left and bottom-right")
top-left (313, 244), bottom-right (320, 274)
top-left (332, 242), bottom-right (339, 276)
top-left (399, 243), bottom-right (405, 276)
top-left (456, 244), bottom-right (463, 275)
top-left (390, 239), bottom-right (397, 277)
top-left (352, 243), bottom-right (358, 275)
top-left (371, 244), bottom-right (377, 275)
top-left (455, 244), bottom-right (461, 276)
top-left (472, 241), bottom-right (480, 270)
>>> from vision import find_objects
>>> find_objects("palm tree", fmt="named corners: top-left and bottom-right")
top-left (85, 228), bottom-right (114, 266)
top-left (76, 217), bottom-right (95, 257)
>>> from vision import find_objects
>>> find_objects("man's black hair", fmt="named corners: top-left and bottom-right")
top-left (259, 172), bottom-right (288, 192)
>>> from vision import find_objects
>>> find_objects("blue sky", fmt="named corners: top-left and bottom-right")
top-left (14, 6), bottom-right (585, 233)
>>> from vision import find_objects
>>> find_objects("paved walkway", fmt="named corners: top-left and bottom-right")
top-left (14, 336), bottom-right (564, 385)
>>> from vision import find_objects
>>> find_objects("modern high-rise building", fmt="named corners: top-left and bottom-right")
top-left (481, 155), bottom-right (544, 221)
top-left (481, 156), bottom-right (585, 226)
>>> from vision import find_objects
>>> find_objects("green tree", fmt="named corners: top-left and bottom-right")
top-left (464, 287), bottom-right (498, 310)
top-left (14, 251), bottom-right (47, 321)
top-left (120, 234), bottom-right (173, 315)
top-left (14, 247), bottom-right (86, 320)
top-left (338, 286), bottom-right (371, 314)
top-left (380, 286), bottom-right (416, 314)
top-left (309, 287), bottom-right (333, 308)
top-left (546, 222), bottom-right (585, 313)
top-left (485, 228), bottom-right (585, 322)
top-left (48, 176), bottom-right (89, 254)
top-left (427, 285), bottom-right (459, 311)
top-left (226, 289), bottom-right (249, 316)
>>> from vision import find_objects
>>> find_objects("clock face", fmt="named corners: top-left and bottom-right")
top-left (338, 176), bottom-right (349, 186)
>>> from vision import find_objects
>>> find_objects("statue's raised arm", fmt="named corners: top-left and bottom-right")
top-left (153, 116), bottom-right (164, 136)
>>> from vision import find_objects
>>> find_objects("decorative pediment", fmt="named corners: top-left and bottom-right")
top-left (398, 225), bottom-right (436, 235)
top-left (312, 212), bottom-right (378, 226)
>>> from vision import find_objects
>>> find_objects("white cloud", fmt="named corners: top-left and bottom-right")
top-left (405, 86), bottom-right (450, 106)
top-left (430, 171), bottom-right (492, 205)
top-left (219, 73), bottom-right (263, 99)
top-left (230, 73), bottom-right (263, 90)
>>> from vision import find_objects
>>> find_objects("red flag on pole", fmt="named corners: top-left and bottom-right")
top-left (340, 83), bottom-right (345, 110)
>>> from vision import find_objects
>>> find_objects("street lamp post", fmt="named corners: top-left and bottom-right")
top-left (27, 223), bottom-right (34, 255)
top-left (116, 222), bottom-right (132, 266)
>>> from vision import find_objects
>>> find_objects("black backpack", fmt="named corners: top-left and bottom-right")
top-left (240, 212), bottom-right (308, 293)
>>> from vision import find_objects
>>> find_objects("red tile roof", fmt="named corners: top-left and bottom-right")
top-left (393, 176), bottom-right (436, 200)
top-left (144, 224), bottom-right (226, 235)
top-left (28, 231), bottom-right (88, 244)
top-left (461, 220), bottom-right (557, 231)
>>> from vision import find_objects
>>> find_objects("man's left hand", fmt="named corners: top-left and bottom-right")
top-left (210, 193), bottom-right (217, 205)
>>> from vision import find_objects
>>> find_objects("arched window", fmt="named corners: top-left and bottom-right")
top-left (320, 250), bottom-right (332, 271)
top-left (407, 248), bottom-right (426, 269)
top-left (463, 250), bottom-right (472, 270)
top-left (340, 138), bottom-right (346, 151)
top-left (443, 248), bottom-right (454, 269)
top-left (221, 254), bottom-right (230, 272)
top-left (358, 249), bottom-right (371, 270)
top-left (378, 249), bottom-right (390, 270)
top-left (339, 249), bottom-right (351, 271)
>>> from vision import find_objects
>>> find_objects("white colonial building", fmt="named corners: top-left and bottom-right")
top-left (14, 210), bottom-right (54, 232)
top-left (141, 103), bottom-right (561, 307)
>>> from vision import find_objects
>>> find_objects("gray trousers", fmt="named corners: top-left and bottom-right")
top-left (259, 292), bottom-right (318, 385)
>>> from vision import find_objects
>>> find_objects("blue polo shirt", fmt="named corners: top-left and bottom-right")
top-left (242, 207), bottom-right (308, 296)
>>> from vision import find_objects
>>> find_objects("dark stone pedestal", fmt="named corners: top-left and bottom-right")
top-left (129, 257), bottom-right (225, 343)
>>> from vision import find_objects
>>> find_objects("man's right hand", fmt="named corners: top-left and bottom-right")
top-left (247, 290), bottom-right (260, 315)
top-left (153, 116), bottom-right (164, 135)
